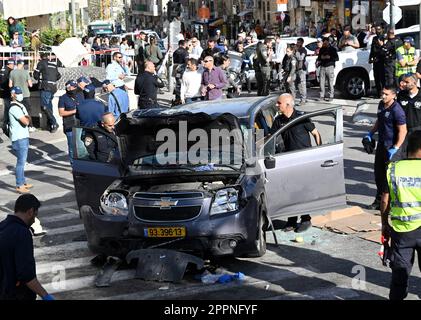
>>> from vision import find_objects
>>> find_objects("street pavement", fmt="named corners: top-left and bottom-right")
top-left (0, 88), bottom-right (420, 300)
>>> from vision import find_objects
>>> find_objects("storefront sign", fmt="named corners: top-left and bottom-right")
top-left (277, 0), bottom-right (287, 11)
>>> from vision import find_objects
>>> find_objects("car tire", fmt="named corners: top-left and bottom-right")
top-left (245, 199), bottom-right (267, 258)
top-left (341, 70), bottom-right (368, 100)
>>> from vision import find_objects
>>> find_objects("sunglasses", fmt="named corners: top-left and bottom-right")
top-left (203, 60), bottom-right (212, 63)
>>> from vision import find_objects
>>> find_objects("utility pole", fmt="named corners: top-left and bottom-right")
top-left (71, 0), bottom-right (77, 36)
top-left (389, 0), bottom-right (395, 29)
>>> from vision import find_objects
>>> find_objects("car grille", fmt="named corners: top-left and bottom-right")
top-left (132, 192), bottom-right (204, 222)
top-left (134, 206), bottom-right (202, 221)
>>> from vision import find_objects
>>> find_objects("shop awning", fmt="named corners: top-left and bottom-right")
top-left (237, 10), bottom-right (253, 17)
top-left (209, 18), bottom-right (224, 27)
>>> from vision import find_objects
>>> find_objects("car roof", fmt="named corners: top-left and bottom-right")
top-left (128, 97), bottom-right (269, 121)
top-left (395, 25), bottom-right (419, 34)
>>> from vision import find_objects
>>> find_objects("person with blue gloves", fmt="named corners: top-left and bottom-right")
top-left (365, 86), bottom-right (407, 210)
top-left (0, 194), bottom-right (55, 300)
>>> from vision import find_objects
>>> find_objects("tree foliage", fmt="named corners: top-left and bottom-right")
top-left (40, 29), bottom-right (71, 45)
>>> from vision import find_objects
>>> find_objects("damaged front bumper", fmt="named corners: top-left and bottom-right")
top-left (80, 197), bottom-right (259, 257)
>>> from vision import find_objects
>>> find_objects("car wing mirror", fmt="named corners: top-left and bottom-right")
top-left (264, 155), bottom-right (276, 169)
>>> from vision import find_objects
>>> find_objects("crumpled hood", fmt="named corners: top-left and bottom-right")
top-left (114, 109), bottom-right (244, 167)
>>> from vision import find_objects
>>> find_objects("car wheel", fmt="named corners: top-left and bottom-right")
top-left (341, 71), bottom-right (368, 100)
top-left (245, 200), bottom-right (267, 258)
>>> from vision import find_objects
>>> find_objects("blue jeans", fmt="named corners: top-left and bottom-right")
top-left (11, 138), bottom-right (29, 187)
top-left (40, 90), bottom-right (57, 127)
top-left (65, 131), bottom-right (73, 164)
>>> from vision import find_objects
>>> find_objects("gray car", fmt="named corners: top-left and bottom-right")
top-left (72, 96), bottom-right (346, 258)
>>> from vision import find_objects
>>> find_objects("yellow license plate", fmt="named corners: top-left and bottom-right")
top-left (145, 227), bottom-right (186, 238)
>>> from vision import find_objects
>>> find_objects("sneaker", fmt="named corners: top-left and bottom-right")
top-left (295, 221), bottom-right (312, 233)
top-left (16, 186), bottom-right (30, 194)
top-left (24, 183), bottom-right (33, 189)
top-left (29, 126), bottom-right (36, 132)
top-left (366, 200), bottom-right (380, 210)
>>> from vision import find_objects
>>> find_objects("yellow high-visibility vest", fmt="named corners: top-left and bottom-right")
top-left (387, 160), bottom-right (421, 232)
top-left (395, 46), bottom-right (417, 77)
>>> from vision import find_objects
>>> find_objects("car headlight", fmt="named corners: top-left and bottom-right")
top-left (100, 192), bottom-right (129, 216)
top-left (210, 188), bottom-right (239, 215)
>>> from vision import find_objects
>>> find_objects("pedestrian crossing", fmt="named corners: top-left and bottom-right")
top-left (18, 199), bottom-right (413, 300)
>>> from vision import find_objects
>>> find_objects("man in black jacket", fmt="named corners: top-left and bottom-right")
top-left (316, 37), bottom-right (339, 101)
top-left (369, 25), bottom-right (386, 97)
top-left (200, 38), bottom-right (221, 63)
top-left (134, 60), bottom-right (165, 109)
top-left (382, 29), bottom-right (402, 87)
top-left (33, 52), bottom-right (61, 132)
top-left (0, 60), bottom-right (15, 141)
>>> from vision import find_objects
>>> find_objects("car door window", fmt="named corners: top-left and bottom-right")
top-left (263, 109), bottom-right (341, 157)
top-left (73, 127), bottom-right (120, 164)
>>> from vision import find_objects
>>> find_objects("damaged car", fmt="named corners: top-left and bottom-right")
top-left (72, 96), bottom-right (346, 259)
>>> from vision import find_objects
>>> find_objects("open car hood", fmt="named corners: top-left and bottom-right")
top-left (114, 109), bottom-right (245, 168)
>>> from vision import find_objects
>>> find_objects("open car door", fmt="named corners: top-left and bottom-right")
top-left (259, 106), bottom-right (346, 218)
top-left (71, 127), bottom-right (123, 212)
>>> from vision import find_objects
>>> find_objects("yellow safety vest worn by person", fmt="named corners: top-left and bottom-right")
top-left (387, 160), bottom-right (421, 232)
top-left (395, 46), bottom-right (417, 77)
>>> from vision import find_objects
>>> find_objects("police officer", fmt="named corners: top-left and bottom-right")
top-left (58, 80), bottom-right (85, 163)
top-left (398, 73), bottom-right (421, 135)
top-left (0, 60), bottom-right (15, 141)
top-left (365, 86), bottom-right (407, 210)
top-left (395, 37), bottom-right (419, 80)
top-left (33, 52), bottom-right (61, 133)
top-left (254, 42), bottom-right (264, 96)
top-left (256, 37), bottom-right (273, 96)
top-left (76, 76), bottom-right (96, 99)
top-left (382, 29), bottom-right (402, 87)
top-left (84, 112), bottom-right (118, 162)
top-left (369, 25), bottom-right (386, 97)
top-left (380, 130), bottom-right (421, 300)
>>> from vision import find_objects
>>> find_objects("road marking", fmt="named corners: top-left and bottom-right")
top-left (41, 208), bottom-right (79, 224)
top-left (37, 256), bottom-right (94, 275)
top-left (0, 151), bottom-right (69, 177)
top-left (44, 224), bottom-right (85, 236)
top-left (44, 270), bottom-right (136, 294)
top-left (264, 286), bottom-right (360, 300)
top-left (34, 241), bottom-right (88, 256)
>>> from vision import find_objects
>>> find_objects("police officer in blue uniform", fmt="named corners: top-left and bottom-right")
top-left (58, 80), bottom-right (85, 163)
top-left (83, 112), bottom-right (118, 163)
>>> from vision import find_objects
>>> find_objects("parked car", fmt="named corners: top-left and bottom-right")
top-left (72, 97), bottom-right (346, 259)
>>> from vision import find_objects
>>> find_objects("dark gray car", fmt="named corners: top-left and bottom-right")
top-left (72, 96), bottom-right (346, 258)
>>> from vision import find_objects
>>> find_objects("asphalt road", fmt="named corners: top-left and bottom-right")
top-left (0, 89), bottom-right (420, 300)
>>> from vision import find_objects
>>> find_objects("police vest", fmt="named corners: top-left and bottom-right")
top-left (387, 160), bottom-right (421, 232)
top-left (395, 46), bottom-right (417, 77)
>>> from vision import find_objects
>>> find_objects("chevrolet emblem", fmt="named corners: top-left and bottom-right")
top-left (155, 198), bottom-right (178, 210)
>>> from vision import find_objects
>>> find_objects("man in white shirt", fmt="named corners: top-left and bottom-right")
top-left (180, 58), bottom-right (203, 104)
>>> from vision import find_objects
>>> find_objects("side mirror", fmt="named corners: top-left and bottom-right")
top-left (264, 156), bottom-right (276, 169)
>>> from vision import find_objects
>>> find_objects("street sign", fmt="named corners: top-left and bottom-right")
top-left (382, 4), bottom-right (402, 25)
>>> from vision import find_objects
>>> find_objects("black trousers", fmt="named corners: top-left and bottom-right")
top-left (389, 226), bottom-right (421, 300)
top-left (374, 144), bottom-right (403, 201)
top-left (384, 60), bottom-right (395, 87)
top-left (261, 66), bottom-right (271, 96)
top-left (373, 61), bottom-right (385, 97)
top-left (255, 70), bottom-right (264, 96)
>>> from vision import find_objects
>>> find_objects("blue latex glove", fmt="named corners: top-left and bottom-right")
top-left (365, 131), bottom-right (374, 142)
top-left (42, 294), bottom-right (55, 301)
top-left (388, 147), bottom-right (399, 160)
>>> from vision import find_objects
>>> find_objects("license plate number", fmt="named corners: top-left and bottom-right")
top-left (144, 227), bottom-right (186, 238)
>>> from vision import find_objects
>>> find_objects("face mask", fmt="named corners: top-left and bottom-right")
top-left (16, 94), bottom-right (23, 102)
